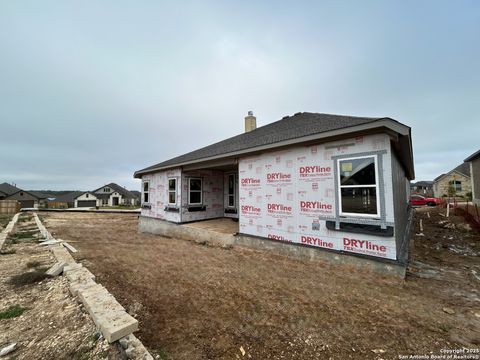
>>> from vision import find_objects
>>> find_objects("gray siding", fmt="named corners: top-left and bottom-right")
top-left (391, 152), bottom-right (412, 264)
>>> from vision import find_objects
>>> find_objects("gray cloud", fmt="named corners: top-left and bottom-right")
top-left (1, 1), bottom-right (479, 190)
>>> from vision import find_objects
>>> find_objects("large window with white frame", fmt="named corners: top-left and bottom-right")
top-left (338, 155), bottom-right (379, 217)
top-left (188, 178), bottom-right (202, 205)
top-left (142, 180), bottom-right (150, 203)
top-left (168, 178), bottom-right (177, 205)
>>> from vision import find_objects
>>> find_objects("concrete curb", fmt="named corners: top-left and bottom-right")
top-left (0, 213), bottom-right (20, 250)
top-left (33, 212), bottom-right (153, 359)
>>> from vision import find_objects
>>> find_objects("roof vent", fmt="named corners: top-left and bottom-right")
top-left (245, 111), bottom-right (257, 133)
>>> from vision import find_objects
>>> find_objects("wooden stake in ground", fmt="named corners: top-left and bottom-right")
top-left (420, 219), bottom-right (423, 232)
top-left (447, 203), bottom-right (450, 217)
top-left (427, 212), bottom-right (430, 218)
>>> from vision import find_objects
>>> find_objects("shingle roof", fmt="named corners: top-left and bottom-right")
top-left (28, 191), bottom-right (52, 199)
top-left (0, 183), bottom-right (21, 196)
top-left (135, 112), bottom-right (398, 175)
top-left (93, 183), bottom-right (136, 198)
top-left (434, 163), bottom-right (471, 182)
top-left (412, 181), bottom-right (433, 187)
top-left (50, 191), bottom-right (85, 203)
top-left (465, 149), bottom-right (480, 162)
top-left (453, 162), bottom-right (471, 177)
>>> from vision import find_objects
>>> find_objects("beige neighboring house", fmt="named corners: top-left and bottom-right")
top-left (74, 183), bottom-right (137, 208)
top-left (464, 149), bottom-right (480, 205)
top-left (433, 163), bottom-right (471, 198)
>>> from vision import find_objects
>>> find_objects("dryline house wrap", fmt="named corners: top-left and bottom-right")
top-left (134, 112), bottom-right (415, 274)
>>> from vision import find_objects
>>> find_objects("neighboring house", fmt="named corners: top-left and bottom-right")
top-left (433, 163), bottom-right (471, 198)
top-left (74, 183), bottom-right (137, 208)
top-left (0, 183), bottom-right (21, 200)
top-left (134, 112), bottom-right (415, 273)
top-left (410, 181), bottom-right (433, 196)
top-left (5, 190), bottom-right (41, 208)
top-left (29, 191), bottom-right (52, 208)
top-left (48, 191), bottom-right (85, 209)
top-left (0, 183), bottom-right (45, 208)
top-left (130, 190), bottom-right (141, 206)
top-left (464, 149), bottom-right (480, 205)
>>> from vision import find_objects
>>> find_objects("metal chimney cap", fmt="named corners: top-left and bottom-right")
top-left (247, 111), bottom-right (253, 116)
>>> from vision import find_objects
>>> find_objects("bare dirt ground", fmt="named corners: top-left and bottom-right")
top-left (0, 213), bottom-right (120, 360)
top-left (41, 208), bottom-right (480, 360)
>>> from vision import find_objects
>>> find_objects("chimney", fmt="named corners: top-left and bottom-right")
top-left (244, 111), bottom-right (256, 133)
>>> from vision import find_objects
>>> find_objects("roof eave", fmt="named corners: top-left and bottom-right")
top-left (464, 149), bottom-right (480, 162)
top-left (134, 118), bottom-right (413, 178)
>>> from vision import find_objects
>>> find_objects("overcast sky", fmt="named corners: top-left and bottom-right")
top-left (1, 1), bottom-right (479, 191)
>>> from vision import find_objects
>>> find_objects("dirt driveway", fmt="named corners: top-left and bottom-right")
top-left (41, 209), bottom-right (480, 360)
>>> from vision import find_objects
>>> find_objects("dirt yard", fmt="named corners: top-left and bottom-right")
top-left (40, 208), bottom-right (480, 360)
top-left (0, 213), bottom-right (120, 360)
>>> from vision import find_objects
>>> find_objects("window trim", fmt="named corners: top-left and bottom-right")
top-left (449, 180), bottom-right (462, 191)
top-left (142, 180), bottom-right (150, 204)
top-left (227, 173), bottom-right (236, 208)
top-left (337, 155), bottom-right (380, 219)
top-left (188, 178), bottom-right (202, 205)
top-left (168, 178), bottom-right (177, 205)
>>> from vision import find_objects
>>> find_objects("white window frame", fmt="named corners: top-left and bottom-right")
top-left (142, 180), bottom-right (150, 204)
top-left (227, 173), bottom-right (236, 208)
top-left (168, 178), bottom-right (177, 205)
top-left (337, 155), bottom-right (380, 218)
top-left (188, 178), bottom-right (202, 205)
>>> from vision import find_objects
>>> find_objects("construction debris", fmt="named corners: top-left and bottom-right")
top-left (442, 307), bottom-right (455, 315)
top-left (62, 241), bottom-right (78, 253)
top-left (39, 239), bottom-right (61, 246)
top-left (32, 213), bottom-right (144, 348)
top-left (0, 343), bottom-right (16, 357)
top-left (45, 261), bottom-right (67, 277)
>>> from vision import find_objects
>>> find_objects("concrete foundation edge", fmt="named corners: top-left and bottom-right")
top-left (139, 215), bottom-right (406, 278)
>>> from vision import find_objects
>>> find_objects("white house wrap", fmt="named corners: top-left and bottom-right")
top-left (134, 112), bottom-right (414, 273)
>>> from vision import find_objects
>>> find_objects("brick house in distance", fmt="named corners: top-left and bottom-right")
top-left (134, 112), bottom-right (415, 277)
top-left (433, 163), bottom-right (471, 198)
top-left (464, 149), bottom-right (480, 205)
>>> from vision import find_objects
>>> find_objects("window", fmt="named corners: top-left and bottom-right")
top-left (168, 178), bottom-right (177, 205)
top-left (449, 180), bottom-right (462, 191)
top-left (227, 174), bottom-right (235, 207)
top-left (188, 178), bottom-right (202, 205)
top-left (142, 181), bottom-right (149, 203)
top-left (86, 194), bottom-right (89, 198)
top-left (338, 156), bottom-right (379, 217)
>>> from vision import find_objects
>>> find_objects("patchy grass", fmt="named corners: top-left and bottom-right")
top-left (0, 304), bottom-right (27, 320)
top-left (8, 268), bottom-right (51, 287)
top-left (12, 230), bottom-right (38, 238)
top-left (0, 214), bottom-right (13, 229)
top-left (18, 215), bottom-right (33, 223)
top-left (9, 230), bottom-right (39, 244)
top-left (155, 349), bottom-right (170, 360)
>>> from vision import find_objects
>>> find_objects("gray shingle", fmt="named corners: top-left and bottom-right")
top-left (453, 162), bottom-right (470, 177)
top-left (136, 112), bottom-right (386, 174)
top-left (0, 182), bottom-right (21, 196)
top-left (465, 149), bottom-right (480, 162)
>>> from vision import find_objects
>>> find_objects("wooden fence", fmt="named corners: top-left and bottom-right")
top-left (0, 200), bottom-right (21, 214)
